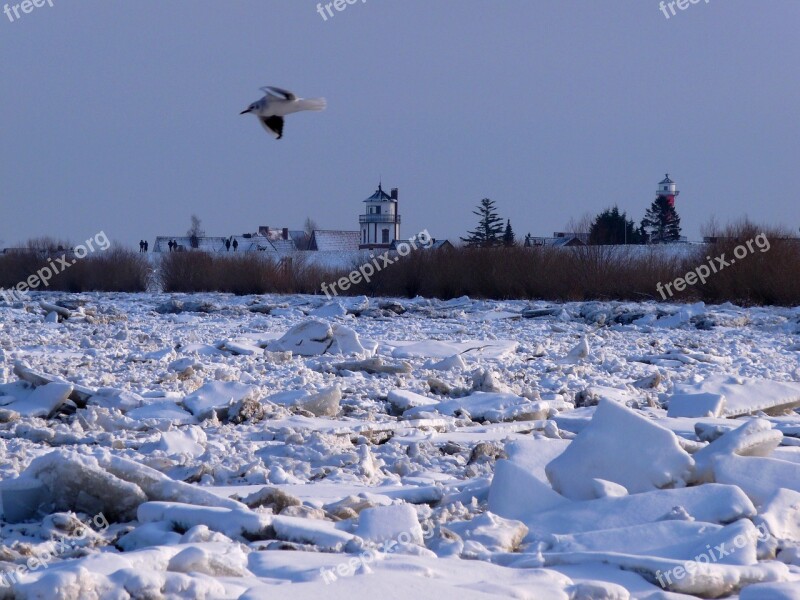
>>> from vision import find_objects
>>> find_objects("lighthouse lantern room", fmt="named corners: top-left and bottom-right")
top-left (657, 174), bottom-right (680, 207)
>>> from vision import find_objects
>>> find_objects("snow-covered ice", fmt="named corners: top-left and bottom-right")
top-left (1, 292), bottom-right (799, 598)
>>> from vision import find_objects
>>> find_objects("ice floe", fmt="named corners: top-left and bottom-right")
top-left (1, 294), bottom-right (799, 598)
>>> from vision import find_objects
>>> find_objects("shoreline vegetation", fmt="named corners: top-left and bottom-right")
top-left (1, 223), bottom-right (799, 306)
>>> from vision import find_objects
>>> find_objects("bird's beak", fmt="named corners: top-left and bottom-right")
top-left (240, 108), bottom-right (251, 115)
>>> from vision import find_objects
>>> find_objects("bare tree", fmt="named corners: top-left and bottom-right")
top-left (299, 217), bottom-right (318, 250)
top-left (26, 237), bottom-right (72, 253)
top-left (700, 216), bottom-right (720, 240)
top-left (187, 215), bottom-right (204, 249)
top-left (565, 213), bottom-right (593, 236)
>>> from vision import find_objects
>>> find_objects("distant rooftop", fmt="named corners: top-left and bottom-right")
top-left (309, 230), bottom-right (360, 252)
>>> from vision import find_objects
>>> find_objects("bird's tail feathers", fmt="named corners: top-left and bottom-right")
top-left (297, 97), bottom-right (326, 112)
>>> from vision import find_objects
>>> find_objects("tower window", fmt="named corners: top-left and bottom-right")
top-left (382, 229), bottom-right (389, 244)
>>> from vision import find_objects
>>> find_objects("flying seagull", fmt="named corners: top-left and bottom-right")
top-left (240, 86), bottom-right (326, 140)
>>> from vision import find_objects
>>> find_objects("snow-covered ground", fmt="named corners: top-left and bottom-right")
top-left (1, 293), bottom-right (799, 599)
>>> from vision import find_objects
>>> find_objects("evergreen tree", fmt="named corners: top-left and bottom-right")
top-left (461, 198), bottom-right (504, 247)
top-left (641, 196), bottom-right (682, 242)
top-left (637, 223), bottom-right (648, 244)
top-left (503, 220), bottom-right (516, 247)
top-left (589, 206), bottom-right (640, 245)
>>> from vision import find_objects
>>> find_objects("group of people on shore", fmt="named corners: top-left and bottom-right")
top-left (138, 238), bottom-right (242, 253)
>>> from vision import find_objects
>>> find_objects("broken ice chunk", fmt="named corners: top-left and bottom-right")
top-left (167, 545), bottom-right (251, 577)
top-left (673, 375), bottom-right (800, 417)
top-left (488, 459), bottom-right (569, 522)
top-left (404, 392), bottom-right (549, 423)
top-left (329, 324), bottom-right (368, 355)
top-left (299, 385), bottom-right (341, 417)
top-left (386, 389), bottom-right (438, 412)
top-left (591, 479), bottom-right (628, 498)
top-left (0, 478), bottom-right (49, 523)
top-left (138, 502), bottom-right (270, 541)
top-left (182, 381), bottom-right (258, 420)
top-left (266, 319), bottom-right (367, 356)
top-left (668, 392), bottom-right (727, 418)
top-left (692, 419), bottom-right (782, 483)
top-left (11, 451), bottom-right (148, 522)
top-left (442, 512), bottom-right (528, 553)
top-left (11, 381), bottom-right (73, 418)
top-left (139, 427), bottom-right (207, 459)
top-left (267, 319), bottom-right (333, 356)
top-left (713, 454), bottom-right (800, 505)
top-left (428, 354), bottom-right (466, 371)
top-left (267, 386), bottom-right (341, 417)
top-left (756, 488), bottom-right (800, 543)
top-left (545, 399), bottom-right (694, 499)
top-left (561, 335), bottom-right (590, 364)
top-left (310, 302), bottom-right (347, 318)
top-left (355, 504), bottom-right (425, 546)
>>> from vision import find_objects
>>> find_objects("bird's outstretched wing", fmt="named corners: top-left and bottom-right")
top-left (259, 116), bottom-right (285, 139)
top-left (260, 86), bottom-right (297, 101)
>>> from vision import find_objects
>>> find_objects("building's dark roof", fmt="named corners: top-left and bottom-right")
top-left (659, 174), bottom-right (675, 185)
top-left (551, 236), bottom-right (586, 247)
top-left (527, 236), bottom-right (587, 248)
top-left (270, 239), bottom-right (297, 252)
top-left (364, 183), bottom-right (394, 203)
top-left (309, 230), bottom-right (361, 252)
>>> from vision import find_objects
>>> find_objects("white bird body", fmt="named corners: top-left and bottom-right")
top-left (241, 86), bottom-right (326, 139)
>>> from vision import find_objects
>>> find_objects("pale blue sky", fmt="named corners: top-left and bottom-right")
top-left (1, 0), bottom-right (798, 247)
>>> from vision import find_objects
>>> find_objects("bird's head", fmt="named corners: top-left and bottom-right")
top-left (240, 102), bottom-right (258, 115)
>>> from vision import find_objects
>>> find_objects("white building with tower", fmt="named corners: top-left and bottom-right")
top-left (152, 182), bottom-right (424, 255)
top-left (359, 183), bottom-right (401, 250)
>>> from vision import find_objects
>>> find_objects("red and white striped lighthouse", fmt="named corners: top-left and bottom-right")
top-left (657, 174), bottom-right (680, 207)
